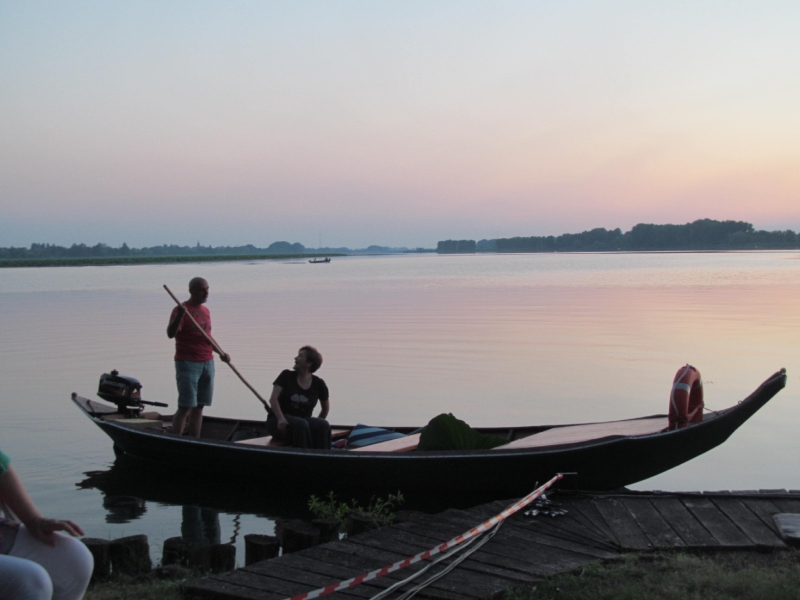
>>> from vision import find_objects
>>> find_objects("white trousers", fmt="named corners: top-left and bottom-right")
top-left (0, 526), bottom-right (93, 600)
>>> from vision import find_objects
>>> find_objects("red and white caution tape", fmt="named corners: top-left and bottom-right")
top-left (285, 473), bottom-right (564, 600)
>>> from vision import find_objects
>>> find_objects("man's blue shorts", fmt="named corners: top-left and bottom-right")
top-left (175, 360), bottom-right (215, 408)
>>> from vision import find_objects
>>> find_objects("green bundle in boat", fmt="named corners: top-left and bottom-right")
top-left (418, 413), bottom-right (508, 450)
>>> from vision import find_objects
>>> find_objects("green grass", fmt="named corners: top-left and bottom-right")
top-left (84, 576), bottom-right (185, 600)
top-left (0, 253), bottom-right (342, 268)
top-left (504, 551), bottom-right (800, 600)
top-left (82, 550), bottom-right (800, 599)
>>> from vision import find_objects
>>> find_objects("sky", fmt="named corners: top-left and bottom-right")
top-left (1, 1), bottom-right (799, 249)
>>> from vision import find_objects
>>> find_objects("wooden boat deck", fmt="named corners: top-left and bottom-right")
top-left (186, 489), bottom-right (800, 600)
top-left (500, 416), bottom-right (668, 449)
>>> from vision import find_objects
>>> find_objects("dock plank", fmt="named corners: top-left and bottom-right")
top-left (218, 569), bottom-right (417, 600)
top-left (739, 498), bottom-right (783, 535)
top-left (478, 500), bottom-right (607, 542)
top-left (770, 499), bottom-right (800, 514)
top-left (593, 498), bottom-right (652, 550)
top-left (620, 498), bottom-right (685, 548)
top-left (712, 498), bottom-right (783, 547)
top-left (560, 497), bottom-right (621, 547)
top-left (390, 519), bottom-right (594, 575)
top-left (186, 576), bottom-right (287, 600)
top-left (468, 505), bottom-right (618, 556)
top-left (681, 498), bottom-right (752, 547)
top-left (320, 539), bottom-right (498, 599)
top-left (650, 497), bottom-right (719, 547)
top-left (242, 560), bottom-right (370, 600)
top-left (188, 492), bottom-right (800, 600)
top-left (207, 571), bottom-right (342, 600)
top-left (436, 508), bottom-right (616, 560)
top-left (492, 504), bottom-right (616, 549)
top-left (399, 514), bottom-right (603, 567)
top-left (346, 526), bottom-right (540, 583)
top-left (298, 544), bottom-right (474, 600)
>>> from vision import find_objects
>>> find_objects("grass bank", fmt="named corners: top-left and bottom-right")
top-left (0, 254), bottom-right (343, 268)
top-left (84, 550), bottom-right (800, 600)
top-left (85, 576), bottom-right (184, 600)
top-left (504, 550), bottom-right (800, 600)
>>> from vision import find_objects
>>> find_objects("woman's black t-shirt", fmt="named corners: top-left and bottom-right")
top-left (273, 369), bottom-right (329, 419)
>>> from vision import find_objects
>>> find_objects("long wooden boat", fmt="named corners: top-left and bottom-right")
top-left (72, 368), bottom-right (786, 495)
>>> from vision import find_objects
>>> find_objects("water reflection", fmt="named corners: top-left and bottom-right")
top-left (77, 453), bottom-right (509, 524)
top-left (77, 454), bottom-right (312, 518)
top-left (5, 254), bottom-right (800, 555)
top-left (182, 506), bottom-right (221, 548)
top-left (102, 495), bottom-right (147, 524)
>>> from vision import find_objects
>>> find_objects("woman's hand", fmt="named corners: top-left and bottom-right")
top-left (25, 516), bottom-right (85, 546)
top-left (268, 384), bottom-right (288, 433)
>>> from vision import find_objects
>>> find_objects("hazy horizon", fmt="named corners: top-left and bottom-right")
top-left (2, 2), bottom-right (799, 249)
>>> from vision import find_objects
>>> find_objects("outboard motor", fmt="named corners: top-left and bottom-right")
top-left (97, 370), bottom-right (167, 416)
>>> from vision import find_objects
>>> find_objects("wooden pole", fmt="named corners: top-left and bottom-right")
top-left (164, 284), bottom-right (271, 414)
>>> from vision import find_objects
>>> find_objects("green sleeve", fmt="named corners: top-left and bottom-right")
top-left (0, 450), bottom-right (9, 477)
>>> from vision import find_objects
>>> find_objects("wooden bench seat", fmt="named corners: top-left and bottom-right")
top-left (234, 436), bottom-right (286, 447)
top-left (495, 417), bottom-right (668, 450)
top-left (350, 433), bottom-right (421, 453)
top-left (234, 429), bottom-right (349, 447)
top-left (331, 428), bottom-right (350, 440)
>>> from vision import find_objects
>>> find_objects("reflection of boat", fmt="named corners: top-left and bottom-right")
top-left (308, 257), bottom-right (330, 263)
top-left (72, 369), bottom-right (786, 495)
top-left (77, 455), bottom-right (310, 519)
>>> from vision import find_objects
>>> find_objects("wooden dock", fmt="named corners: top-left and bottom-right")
top-left (185, 490), bottom-right (800, 600)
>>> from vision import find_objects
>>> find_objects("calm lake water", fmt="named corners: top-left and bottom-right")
top-left (1, 252), bottom-right (799, 562)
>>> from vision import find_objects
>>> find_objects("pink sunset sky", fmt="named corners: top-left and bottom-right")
top-left (1, 2), bottom-right (798, 249)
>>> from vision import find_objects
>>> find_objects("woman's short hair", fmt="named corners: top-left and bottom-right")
top-left (300, 345), bottom-right (323, 373)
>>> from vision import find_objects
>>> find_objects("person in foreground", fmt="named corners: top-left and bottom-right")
top-left (167, 277), bottom-right (230, 437)
top-left (0, 449), bottom-right (93, 600)
top-left (266, 346), bottom-right (331, 449)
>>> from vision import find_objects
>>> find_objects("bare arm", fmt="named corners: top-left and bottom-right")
top-left (268, 385), bottom-right (289, 433)
top-left (0, 466), bottom-right (84, 546)
top-left (166, 305), bottom-right (186, 339)
top-left (318, 399), bottom-right (330, 420)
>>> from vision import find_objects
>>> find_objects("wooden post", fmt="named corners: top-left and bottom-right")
top-left (312, 518), bottom-right (341, 544)
top-left (346, 513), bottom-right (375, 537)
top-left (281, 521), bottom-right (321, 553)
top-left (244, 534), bottom-right (280, 565)
top-left (109, 534), bottom-right (152, 575)
top-left (190, 543), bottom-right (236, 573)
top-left (162, 537), bottom-right (194, 566)
top-left (81, 538), bottom-right (111, 582)
top-left (392, 510), bottom-right (426, 524)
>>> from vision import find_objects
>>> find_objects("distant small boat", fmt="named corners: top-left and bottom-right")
top-left (309, 257), bottom-right (331, 264)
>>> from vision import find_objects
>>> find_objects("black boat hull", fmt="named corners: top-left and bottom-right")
top-left (73, 369), bottom-right (787, 495)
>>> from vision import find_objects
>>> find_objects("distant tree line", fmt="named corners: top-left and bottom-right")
top-left (438, 220), bottom-right (800, 253)
top-left (437, 240), bottom-right (477, 253)
top-left (0, 241), bottom-right (417, 261)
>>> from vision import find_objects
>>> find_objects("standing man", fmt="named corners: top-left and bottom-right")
top-left (167, 277), bottom-right (230, 437)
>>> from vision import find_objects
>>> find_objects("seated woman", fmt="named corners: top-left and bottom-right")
top-left (0, 449), bottom-right (93, 600)
top-left (266, 346), bottom-right (331, 449)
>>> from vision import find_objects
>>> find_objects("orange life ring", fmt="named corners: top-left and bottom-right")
top-left (668, 365), bottom-right (704, 430)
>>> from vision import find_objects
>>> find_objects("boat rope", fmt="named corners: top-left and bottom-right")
top-left (369, 521), bottom-right (504, 600)
top-left (283, 473), bottom-right (564, 600)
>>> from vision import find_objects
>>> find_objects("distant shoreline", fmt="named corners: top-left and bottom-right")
top-left (1, 248), bottom-right (797, 268)
top-left (0, 253), bottom-right (344, 268)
